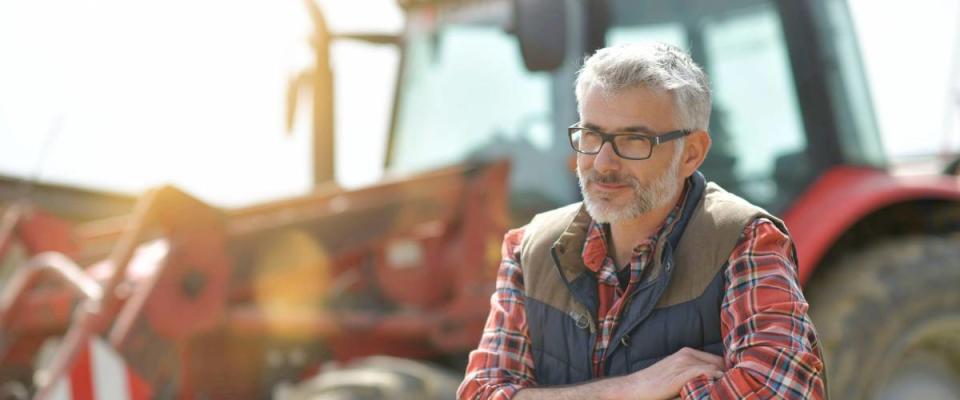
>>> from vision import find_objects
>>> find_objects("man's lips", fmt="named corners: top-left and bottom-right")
top-left (592, 182), bottom-right (628, 191)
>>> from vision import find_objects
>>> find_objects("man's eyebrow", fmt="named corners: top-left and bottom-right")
top-left (581, 122), bottom-right (656, 134)
top-left (620, 125), bottom-right (657, 134)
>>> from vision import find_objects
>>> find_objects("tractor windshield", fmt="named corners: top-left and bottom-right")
top-left (388, 0), bottom-right (880, 215)
top-left (387, 6), bottom-right (580, 216)
top-left (605, 0), bottom-right (814, 209)
top-left (604, 0), bottom-right (881, 210)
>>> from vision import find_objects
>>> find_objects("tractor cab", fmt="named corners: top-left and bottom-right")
top-left (386, 0), bottom-right (884, 219)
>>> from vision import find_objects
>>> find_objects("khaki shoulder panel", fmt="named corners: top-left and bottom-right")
top-left (519, 203), bottom-right (596, 332)
top-left (656, 182), bottom-right (779, 308)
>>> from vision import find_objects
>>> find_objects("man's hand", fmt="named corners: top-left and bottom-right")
top-left (514, 347), bottom-right (725, 400)
top-left (611, 347), bottom-right (725, 399)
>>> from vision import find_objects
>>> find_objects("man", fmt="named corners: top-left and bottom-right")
top-left (457, 42), bottom-right (826, 399)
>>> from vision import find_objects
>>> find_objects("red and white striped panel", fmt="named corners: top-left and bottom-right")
top-left (48, 338), bottom-right (152, 400)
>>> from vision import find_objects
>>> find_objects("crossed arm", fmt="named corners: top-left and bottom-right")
top-left (457, 220), bottom-right (825, 400)
top-left (511, 347), bottom-right (725, 400)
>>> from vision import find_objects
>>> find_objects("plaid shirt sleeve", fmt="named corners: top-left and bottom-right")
top-left (457, 227), bottom-right (536, 400)
top-left (681, 218), bottom-right (826, 399)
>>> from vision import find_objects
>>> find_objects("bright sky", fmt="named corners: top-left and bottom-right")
top-left (0, 0), bottom-right (958, 207)
top-left (0, 0), bottom-right (401, 206)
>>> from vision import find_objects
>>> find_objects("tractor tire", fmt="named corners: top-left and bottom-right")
top-left (806, 234), bottom-right (960, 400)
top-left (276, 356), bottom-right (461, 400)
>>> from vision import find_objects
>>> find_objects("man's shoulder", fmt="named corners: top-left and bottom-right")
top-left (672, 179), bottom-right (793, 277)
top-left (523, 202), bottom-right (585, 241)
top-left (513, 202), bottom-right (587, 269)
top-left (744, 216), bottom-right (790, 235)
top-left (703, 181), bottom-right (766, 215)
top-left (701, 180), bottom-right (790, 235)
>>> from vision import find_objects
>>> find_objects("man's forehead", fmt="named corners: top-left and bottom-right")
top-left (578, 85), bottom-right (674, 134)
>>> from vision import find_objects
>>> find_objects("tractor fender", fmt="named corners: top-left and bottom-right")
top-left (783, 166), bottom-right (960, 284)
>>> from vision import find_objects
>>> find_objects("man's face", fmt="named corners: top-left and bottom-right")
top-left (576, 84), bottom-right (686, 223)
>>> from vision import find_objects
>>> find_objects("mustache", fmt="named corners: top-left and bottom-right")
top-left (583, 170), bottom-right (639, 188)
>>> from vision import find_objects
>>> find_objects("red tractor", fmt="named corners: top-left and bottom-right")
top-left (2, 0), bottom-right (960, 399)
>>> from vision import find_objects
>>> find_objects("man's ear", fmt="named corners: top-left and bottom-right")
top-left (680, 130), bottom-right (711, 177)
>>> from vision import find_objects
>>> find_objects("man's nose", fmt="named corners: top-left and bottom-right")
top-left (592, 141), bottom-right (621, 173)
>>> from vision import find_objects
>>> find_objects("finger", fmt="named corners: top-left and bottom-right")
top-left (679, 364), bottom-right (723, 384)
top-left (678, 347), bottom-right (725, 370)
top-left (690, 371), bottom-right (723, 385)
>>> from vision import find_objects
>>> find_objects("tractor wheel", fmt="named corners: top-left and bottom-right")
top-left (807, 234), bottom-right (960, 400)
top-left (276, 356), bottom-right (461, 400)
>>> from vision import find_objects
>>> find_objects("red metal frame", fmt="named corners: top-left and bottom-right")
top-left (0, 204), bottom-right (79, 265)
top-left (783, 166), bottom-right (960, 284)
top-left (0, 160), bottom-right (510, 399)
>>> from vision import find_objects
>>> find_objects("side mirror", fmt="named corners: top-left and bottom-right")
top-left (511, 0), bottom-right (567, 72)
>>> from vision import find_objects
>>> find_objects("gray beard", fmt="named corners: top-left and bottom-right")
top-left (577, 152), bottom-right (683, 224)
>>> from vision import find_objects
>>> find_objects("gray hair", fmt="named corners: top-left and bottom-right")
top-left (575, 42), bottom-right (711, 131)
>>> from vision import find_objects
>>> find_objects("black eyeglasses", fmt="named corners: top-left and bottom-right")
top-left (567, 123), bottom-right (691, 160)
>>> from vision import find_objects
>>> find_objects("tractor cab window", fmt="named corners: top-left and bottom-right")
top-left (607, 0), bottom-right (811, 211)
top-left (391, 26), bottom-right (552, 171)
top-left (388, 6), bottom-right (580, 217)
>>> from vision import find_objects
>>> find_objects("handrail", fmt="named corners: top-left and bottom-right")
top-left (0, 252), bottom-right (102, 330)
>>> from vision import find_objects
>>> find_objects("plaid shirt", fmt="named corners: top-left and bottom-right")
top-left (458, 186), bottom-right (825, 399)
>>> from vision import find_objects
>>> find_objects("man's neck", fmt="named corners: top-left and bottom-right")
top-left (607, 191), bottom-right (683, 268)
